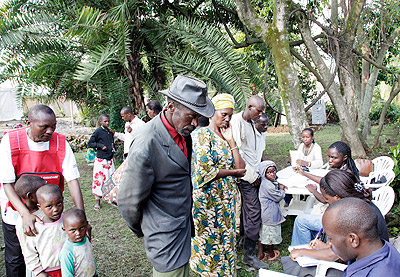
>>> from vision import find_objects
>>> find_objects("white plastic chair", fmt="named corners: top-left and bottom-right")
top-left (259, 268), bottom-right (296, 276)
top-left (315, 260), bottom-right (347, 277)
top-left (372, 186), bottom-right (395, 216)
top-left (363, 170), bottom-right (395, 189)
top-left (372, 156), bottom-right (394, 172)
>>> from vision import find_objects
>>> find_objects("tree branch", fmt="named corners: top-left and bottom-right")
top-left (289, 34), bottom-right (324, 47)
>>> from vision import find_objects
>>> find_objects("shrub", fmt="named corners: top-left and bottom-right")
top-left (369, 102), bottom-right (400, 123)
top-left (389, 145), bottom-right (400, 204)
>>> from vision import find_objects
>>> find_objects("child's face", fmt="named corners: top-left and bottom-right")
top-left (100, 117), bottom-right (110, 128)
top-left (63, 216), bottom-right (88, 243)
top-left (38, 193), bottom-right (64, 222)
top-left (265, 166), bottom-right (277, 182)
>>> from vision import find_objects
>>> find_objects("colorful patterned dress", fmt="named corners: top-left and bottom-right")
top-left (190, 127), bottom-right (238, 276)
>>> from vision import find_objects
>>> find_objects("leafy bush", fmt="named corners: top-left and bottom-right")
top-left (389, 145), bottom-right (400, 204)
top-left (325, 104), bottom-right (339, 122)
top-left (369, 102), bottom-right (400, 123)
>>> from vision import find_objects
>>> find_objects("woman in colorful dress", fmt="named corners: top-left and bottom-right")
top-left (190, 94), bottom-right (246, 276)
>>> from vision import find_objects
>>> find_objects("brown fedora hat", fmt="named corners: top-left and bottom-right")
top-left (160, 75), bottom-right (215, 118)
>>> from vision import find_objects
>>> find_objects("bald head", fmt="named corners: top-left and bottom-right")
top-left (36, 184), bottom-right (63, 204)
top-left (15, 175), bottom-right (46, 199)
top-left (244, 95), bottom-right (265, 122)
top-left (26, 105), bottom-right (57, 142)
top-left (120, 106), bottom-right (133, 115)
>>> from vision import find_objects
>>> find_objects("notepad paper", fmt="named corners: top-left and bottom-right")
top-left (288, 245), bottom-right (320, 267)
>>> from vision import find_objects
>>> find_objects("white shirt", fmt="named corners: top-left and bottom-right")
top-left (0, 130), bottom-right (80, 224)
top-left (115, 116), bottom-right (145, 154)
top-left (296, 142), bottom-right (324, 169)
top-left (231, 111), bottom-right (266, 183)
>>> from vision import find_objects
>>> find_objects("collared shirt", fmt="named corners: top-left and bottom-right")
top-left (160, 109), bottom-right (188, 157)
top-left (344, 240), bottom-right (400, 277)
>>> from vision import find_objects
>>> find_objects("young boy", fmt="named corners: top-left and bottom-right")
top-left (20, 184), bottom-right (66, 277)
top-left (59, 208), bottom-right (97, 277)
top-left (88, 114), bottom-right (115, 210)
top-left (15, 175), bottom-right (47, 276)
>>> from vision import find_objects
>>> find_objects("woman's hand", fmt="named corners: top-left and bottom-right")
top-left (221, 124), bottom-right (234, 143)
top-left (296, 159), bottom-right (308, 166)
top-left (305, 184), bottom-right (318, 193)
top-left (293, 166), bottom-right (305, 176)
top-left (234, 169), bottom-right (246, 177)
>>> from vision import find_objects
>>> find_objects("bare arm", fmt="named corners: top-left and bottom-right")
top-left (305, 184), bottom-right (327, 204)
top-left (67, 179), bottom-right (85, 210)
top-left (294, 166), bottom-right (323, 184)
top-left (4, 183), bottom-right (42, 236)
top-left (290, 247), bottom-right (338, 262)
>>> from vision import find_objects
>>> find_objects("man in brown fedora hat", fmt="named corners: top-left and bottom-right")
top-left (118, 75), bottom-right (215, 276)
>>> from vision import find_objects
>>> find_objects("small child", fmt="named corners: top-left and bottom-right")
top-left (257, 160), bottom-right (287, 261)
top-left (88, 114), bottom-right (115, 210)
top-left (59, 208), bottom-right (97, 277)
top-left (15, 175), bottom-right (47, 276)
top-left (20, 184), bottom-right (66, 277)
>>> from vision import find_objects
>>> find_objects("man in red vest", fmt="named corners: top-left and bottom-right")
top-left (0, 104), bottom-right (87, 277)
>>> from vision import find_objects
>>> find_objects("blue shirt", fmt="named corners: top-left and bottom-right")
top-left (344, 240), bottom-right (400, 277)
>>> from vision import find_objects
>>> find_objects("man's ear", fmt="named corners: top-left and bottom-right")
top-left (343, 154), bottom-right (348, 162)
top-left (27, 192), bottom-right (34, 201)
top-left (37, 203), bottom-right (41, 209)
top-left (348, 233), bottom-right (360, 248)
top-left (167, 101), bottom-right (175, 112)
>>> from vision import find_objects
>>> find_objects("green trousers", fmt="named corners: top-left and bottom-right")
top-left (153, 263), bottom-right (189, 277)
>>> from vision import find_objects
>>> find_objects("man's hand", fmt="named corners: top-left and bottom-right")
top-left (22, 213), bottom-right (43, 236)
top-left (127, 126), bottom-right (132, 133)
top-left (289, 249), bottom-right (304, 261)
top-left (309, 239), bottom-right (329, 249)
top-left (234, 169), bottom-right (246, 178)
top-left (251, 177), bottom-right (261, 187)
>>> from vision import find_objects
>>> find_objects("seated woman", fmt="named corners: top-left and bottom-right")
top-left (291, 141), bottom-right (360, 246)
top-left (190, 93), bottom-right (246, 276)
top-left (294, 128), bottom-right (323, 169)
top-left (283, 170), bottom-right (389, 276)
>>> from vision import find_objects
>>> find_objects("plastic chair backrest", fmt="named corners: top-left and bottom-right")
top-left (372, 156), bottom-right (394, 172)
top-left (315, 260), bottom-right (347, 277)
top-left (372, 186), bottom-right (395, 216)
top-left (365, 170), bottom-right (396, 189)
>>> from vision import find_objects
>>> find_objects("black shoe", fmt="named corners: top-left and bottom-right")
top-left (242, 238), bottom-right (269, 270)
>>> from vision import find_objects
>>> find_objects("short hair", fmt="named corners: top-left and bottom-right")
top-left (15, 175), bottom-right (46, 199)
top-left (320, 170), bottom-right (372, 202)
top-left (326, 197), bottom-right (379, 240)
top-left (146, 100), bottom-right (162, 115)
top-left (63, 208), bottom-right (87, 224)
top-left (99, 113), bottom-right (109, 121)
top-left (329, 141), bottom-right (359, 177)
top-left (197, 115), bottom-right (209, 127)
top-left (247, 95), bottom-right (265, 109)
top-left (28, 104), bottom-right (55, 121)
top-left (36, 184), bottom-right (62, 203)
top-left (120, 106), bottom-right (133, 115)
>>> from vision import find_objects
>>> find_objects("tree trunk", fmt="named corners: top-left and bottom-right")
top-left (125, 40), bottom-right (146, 114)
top-left (297, 16), bottom-right (366, 156)
top-left (235, 0), bottom-right (307, 147)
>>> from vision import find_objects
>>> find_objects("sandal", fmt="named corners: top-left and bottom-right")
top-left (94, 204), bottom-right (101, 211)
top-left (260, 252), bottom-right (269, 262)
top-left (268, 250), bottom-right (280, 261)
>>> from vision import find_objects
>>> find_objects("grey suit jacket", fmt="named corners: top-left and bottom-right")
top-left (118, 115), bottom-right (192, 272)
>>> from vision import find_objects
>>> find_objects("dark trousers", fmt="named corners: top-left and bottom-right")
top-left (238, 180), bottom-right (261, 241)
top-left (2, 220), bottom-right (26, 277)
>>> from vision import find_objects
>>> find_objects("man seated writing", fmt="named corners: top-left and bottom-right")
top-left (322, 197), bottom-right (400, 276)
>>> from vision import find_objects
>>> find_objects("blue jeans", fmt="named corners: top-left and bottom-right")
top-left (290, 213), bottom-right (323, 246)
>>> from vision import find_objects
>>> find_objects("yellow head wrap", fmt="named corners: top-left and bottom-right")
top-left (211, 93), bottom-right (235, 110)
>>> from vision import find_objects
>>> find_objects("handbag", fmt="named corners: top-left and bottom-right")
top-left (102, 160), bottom-right (127, 205)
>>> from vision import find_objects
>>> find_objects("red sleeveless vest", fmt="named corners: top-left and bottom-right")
top-left (8, 127), bottom-right (66, 191)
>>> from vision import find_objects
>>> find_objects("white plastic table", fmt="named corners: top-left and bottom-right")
top-left (277, 167), bottom-right (329, 215)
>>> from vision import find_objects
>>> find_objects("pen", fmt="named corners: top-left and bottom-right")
top-left (310, 229), bottom-right (322, 248)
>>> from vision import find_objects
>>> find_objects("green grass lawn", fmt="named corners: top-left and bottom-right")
top-left (1, 123), bottom-right (399, 276)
